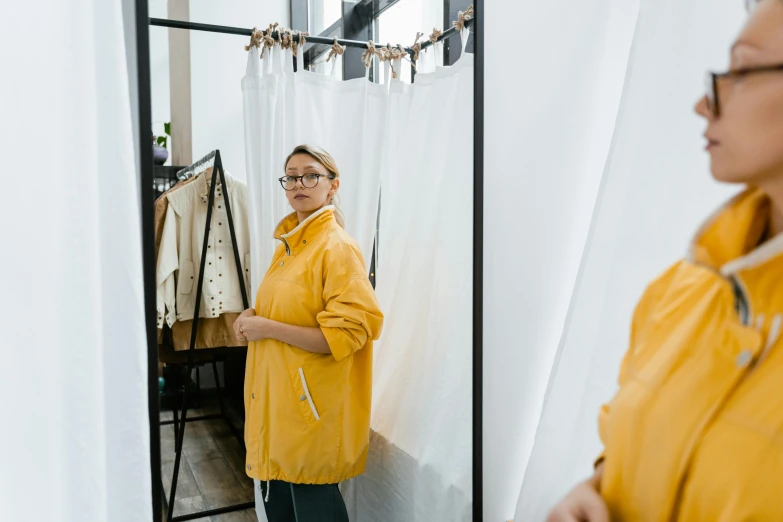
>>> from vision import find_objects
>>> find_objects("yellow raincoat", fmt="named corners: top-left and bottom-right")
top-left (598, 188), bottom-right (783, 521)
top-left (244, 206), bottom-right (383, 484)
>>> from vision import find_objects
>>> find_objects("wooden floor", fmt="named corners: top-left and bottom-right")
top-left (160, 400), bottom-right (257, 522)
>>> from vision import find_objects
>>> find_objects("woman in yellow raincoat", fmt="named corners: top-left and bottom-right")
top-left (234, 144), bottom-right (383, 522)
top-left (549, 1), bottom-right (783, 520)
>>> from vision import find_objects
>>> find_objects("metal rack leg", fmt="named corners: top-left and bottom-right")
top-left (172, 407), bottom-right (180, 452)
top-left (166, 359), bottom-right (194, 521)
top-left (195, 366), bottom-right (201, 406)
top-left (160, 477), bottom-right (170, 521)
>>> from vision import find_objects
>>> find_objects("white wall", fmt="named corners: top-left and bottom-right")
top-left (149, 0), bottom-right (171, 162)
top-left (189, 1), bottom-right (289, 180)
top-left (483, 1), bottom-right (641, 520)
top-left (149, 0), bottom-right (289, 173)
top-left (122, 0), bottom-right (140, 176)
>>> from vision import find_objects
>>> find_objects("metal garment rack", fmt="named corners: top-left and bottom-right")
top-left (162, 150), bottom-right (252, 522)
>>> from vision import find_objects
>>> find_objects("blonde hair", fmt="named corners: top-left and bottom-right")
top-left (284, 144), bottom-right (345, 228)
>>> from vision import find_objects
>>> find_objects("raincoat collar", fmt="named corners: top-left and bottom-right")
top-left (688, 188), bottom-right (783, 276)
top-left (274, 205), bottom-right (337, 255)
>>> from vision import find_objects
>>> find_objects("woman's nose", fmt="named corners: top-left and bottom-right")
top-left (694, 94), bottom-right (711, 119)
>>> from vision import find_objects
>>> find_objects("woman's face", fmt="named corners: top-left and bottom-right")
top-left (283, 153), bottom-right (339, 215)
top-left (696, 0), bottom-right (783, 189)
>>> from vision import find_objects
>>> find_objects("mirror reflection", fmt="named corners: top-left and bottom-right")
top-left (148, 1), bottom-right (475, 521)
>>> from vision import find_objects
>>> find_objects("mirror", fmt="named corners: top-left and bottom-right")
top-left (144, 1), bottom-right (479, 520)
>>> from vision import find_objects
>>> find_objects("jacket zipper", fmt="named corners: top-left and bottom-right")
top-left (275, 236), bottom-right (291, 256)
top-left (729, 275), bottom-right (751, 326)
top-left (669, 274), bottom-right (753, 520)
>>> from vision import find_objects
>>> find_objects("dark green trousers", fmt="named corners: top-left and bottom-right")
top-left (260, 480), bottom-right (349, 522)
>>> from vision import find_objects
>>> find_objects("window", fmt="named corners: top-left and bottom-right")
top-left (377, 0), bottom-right (443, 84)
top-left (309, 0), bottom-right (343, 36)
top-left (293, 0), bottom-right (461, 82)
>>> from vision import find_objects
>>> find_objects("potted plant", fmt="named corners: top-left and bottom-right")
top-left (152, 122), bottom-right (171, 165)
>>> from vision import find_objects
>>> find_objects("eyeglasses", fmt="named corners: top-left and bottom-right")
top-left (705, 63), bottom-right (783, 117)
top-left (278, 173), bottom-right (335, 191)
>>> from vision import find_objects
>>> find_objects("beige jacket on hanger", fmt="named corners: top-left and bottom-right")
top-left (156, 170), bottom-right (251, 329)
top-left (154, 172), bottom-right (248, 351)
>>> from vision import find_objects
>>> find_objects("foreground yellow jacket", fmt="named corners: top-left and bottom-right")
top-left (244, 206), bottom-right (383, 484)
top-left (598, 188), bottom-right (783, 521)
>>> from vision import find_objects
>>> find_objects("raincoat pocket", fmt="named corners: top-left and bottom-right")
top-left (294, 367), bottom-right (321, 423)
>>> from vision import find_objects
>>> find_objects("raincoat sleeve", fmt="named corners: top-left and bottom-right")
top-left (317, 242), bottom-right (384, 362)
top-left (596, 261), bottom-right (683, 468)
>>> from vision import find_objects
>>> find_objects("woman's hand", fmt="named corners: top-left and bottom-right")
top-left (234, 308), bottom-right (256, 341)
top-left (235, 315), bottom-right (271, 343)
top-left (547, 466), bottom-right (609, 522)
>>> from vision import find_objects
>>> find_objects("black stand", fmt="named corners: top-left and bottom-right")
top-left (163, 150), bottom-right (253, 521)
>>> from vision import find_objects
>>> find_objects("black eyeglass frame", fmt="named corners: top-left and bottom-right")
top-left (278, 173), bottom-right (336, 191)
top-left (706, 63), bottom-right (783, 117)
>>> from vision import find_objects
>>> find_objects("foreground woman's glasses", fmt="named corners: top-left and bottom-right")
top-left (705, 63), bottom-right (783, 117)
top-left (279, 173), bottom-right (335, 190)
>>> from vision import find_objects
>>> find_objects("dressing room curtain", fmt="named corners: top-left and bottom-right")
top-left (242, 30), bottom-right (472, 522)
top-left (513, 1), bottom-right (745, 520)
top-left (483, 1), bottom-right (641, 518)
top-left (242, 43), bottom-right (385, 291)
top-left (1, 1), bottom-right (152, 521)
top-left (355, 29), bottom-right (473, 522)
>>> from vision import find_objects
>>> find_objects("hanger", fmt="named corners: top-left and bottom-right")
top-left (176, 150), bottom-right (217, 181)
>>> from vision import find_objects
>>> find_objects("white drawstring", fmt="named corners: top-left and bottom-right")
top-left (265, 480), bottom-right (271, 502)
top-left (766, 314), bottom-right (782, 349)
top-left (757, 314), bottom-right (782, 365)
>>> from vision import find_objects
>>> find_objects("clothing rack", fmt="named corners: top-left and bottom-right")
top-left (153, 166), bottom-right (181, 199)
top-left (163, 150), bottom-right (253, 522)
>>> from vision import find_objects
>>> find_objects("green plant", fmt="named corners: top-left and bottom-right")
top-left (156, 122), bottom-right (171, 149)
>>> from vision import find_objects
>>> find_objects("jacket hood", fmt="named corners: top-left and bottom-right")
top-left (688, 188), bottom-right (783, 276)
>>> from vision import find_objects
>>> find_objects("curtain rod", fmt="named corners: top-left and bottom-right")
top-left (148, 17), bottom-right (473, 56)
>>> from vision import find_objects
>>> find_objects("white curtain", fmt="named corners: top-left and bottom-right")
top-left (0, 1), bottom-right (152, 521)
top-left (483, 1), bottom-right (641, 519)
top-left (353, 30), bottom-right (474, 522)
top-left (242, 31), bottom-right (473, 522)
top-left (242, 44), bottom-right (385, 290)
top-left (513, 1), bottom-right (746, 520)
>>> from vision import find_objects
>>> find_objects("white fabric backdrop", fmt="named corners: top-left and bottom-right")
top-left (354, 31), bottom-right (473, 522)
top-left (242, 31), bottom-right (473, 522)
top-left (513, 1), bottom-right (746, 520)
top-left (0, 1), bottom-right (152, 521)
top-left (242, 45), bottom-right (385, 292)
top-left (483, 1), bottom-right (641, 519)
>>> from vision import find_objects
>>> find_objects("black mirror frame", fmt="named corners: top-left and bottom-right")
top-left (132, 0), bottom-right (483, 518)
